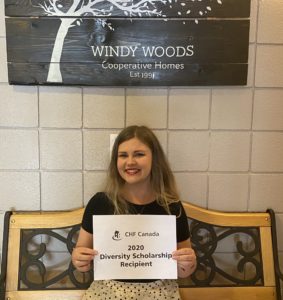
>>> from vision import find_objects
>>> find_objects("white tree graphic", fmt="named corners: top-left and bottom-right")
top-left (35, 0), bottom-right (223, 82)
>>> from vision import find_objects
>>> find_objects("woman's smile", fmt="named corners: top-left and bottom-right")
top-left (125, 168), bottom-right (140, 175)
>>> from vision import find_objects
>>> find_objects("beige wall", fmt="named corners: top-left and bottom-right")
top-left (0, 0), bottom-right (283, 279)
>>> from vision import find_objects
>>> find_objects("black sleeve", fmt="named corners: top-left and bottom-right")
top-left (175, 202), bottom-right (190, 243)
top-left (81, 192), bottom-right (114, 234)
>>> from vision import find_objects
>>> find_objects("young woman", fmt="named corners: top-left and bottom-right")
top-left (72, 125), bottom-right (196, 300)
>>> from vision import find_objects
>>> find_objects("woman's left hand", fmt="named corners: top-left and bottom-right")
top-left (172, 247), bottom-right (197, 278)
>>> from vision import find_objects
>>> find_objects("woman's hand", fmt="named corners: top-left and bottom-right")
top-left (172, 247), bottom-right (197, 278)
top-left (72, 246), bottom-right (97, 273)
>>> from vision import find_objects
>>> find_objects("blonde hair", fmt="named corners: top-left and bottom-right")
top-left (104, 125), bottom-right (180, 214)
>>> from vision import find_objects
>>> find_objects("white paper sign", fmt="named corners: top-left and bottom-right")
top-left (92, 215), bottom-right (177, 280)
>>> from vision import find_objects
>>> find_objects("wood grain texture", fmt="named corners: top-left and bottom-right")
top-left (182, 202), bottom-right (271, 227)
top-left (6, 19), bottom-right (249, 62)
top-left (6, 228), bottom-right (21, 291)
top-left (260, 227), bottom-right (276, 286)
top-left (5, 287), bottom-right (277, 300)
top-left (6, 18), bottom-right (249, 63)
top-left (6, 18), bottom-right (249, 85)
top-left (5, 0), bottom-right (251, 18)
top-left (5, 0), bottom-right (250, 85)
top-left (5, 290), bottom-right (85, 300)
top-left (179, 287), bottom-right (277, 300)
top-left (9, 208), bottom-right (84, 229)
top-left (7, 62), bottom-right (248, 85)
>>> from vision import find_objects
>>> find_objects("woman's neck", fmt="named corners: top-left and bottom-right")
top-left (122, 183), bottom-right (155, 205)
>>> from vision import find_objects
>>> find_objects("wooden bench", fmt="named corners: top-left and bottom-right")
top-left (1, 202), bottom-right (282, 300)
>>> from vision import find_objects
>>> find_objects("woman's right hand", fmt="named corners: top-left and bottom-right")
top-left (72, 246), bottom-right (97, 273)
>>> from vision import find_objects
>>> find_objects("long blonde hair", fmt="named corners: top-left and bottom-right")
top-left (104, 125), bottom-right (180, 214)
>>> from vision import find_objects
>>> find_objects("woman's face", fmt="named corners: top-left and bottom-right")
top-left (117, 137), bottom-right (152, 186)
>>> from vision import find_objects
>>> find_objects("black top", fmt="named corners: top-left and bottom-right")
top-left (82, 192), bottom-right (190, 243)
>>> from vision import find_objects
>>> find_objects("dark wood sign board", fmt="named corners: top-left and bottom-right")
top-left (5, 0), bottom-right (250, 86)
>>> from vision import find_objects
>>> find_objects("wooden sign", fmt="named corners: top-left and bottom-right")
top-left (5, 0), bottom-right (250, 86)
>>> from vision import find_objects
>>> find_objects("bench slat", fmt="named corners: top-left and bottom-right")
top-left (5, 287), bottom-right (277, 300)
top-left (180, 286), bottom-right (276, 300)
top-left (6, 290), bottom-right (85, 300)
top-left (9, 209), bottom-right (84, 229)
top-left (9, 204), bottom-right (271, 229)
top-left (182, 202), bottom-right (271, 227)
top-left (6, 228), bottom-right (21, 292)
top-left (260, 226), bottom-right (276, 286)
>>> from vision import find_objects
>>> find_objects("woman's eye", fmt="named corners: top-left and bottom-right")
top-left (118, 153), bottom-right (127, 158)
top-left (135, 152), bottom-right (145, 157)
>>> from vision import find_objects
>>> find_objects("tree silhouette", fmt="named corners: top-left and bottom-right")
top-left (35, 0), bottom-right (223, 82)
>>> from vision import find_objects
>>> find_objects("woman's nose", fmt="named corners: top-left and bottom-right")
top-left (126, 155), bottom-right (136, 164)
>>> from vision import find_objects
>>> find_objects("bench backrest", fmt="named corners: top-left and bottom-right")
top-left (1, 202), bottom-right (281, 300)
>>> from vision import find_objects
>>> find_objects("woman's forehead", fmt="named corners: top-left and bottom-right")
top-left (118, 137), bottom-right (150, 151)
